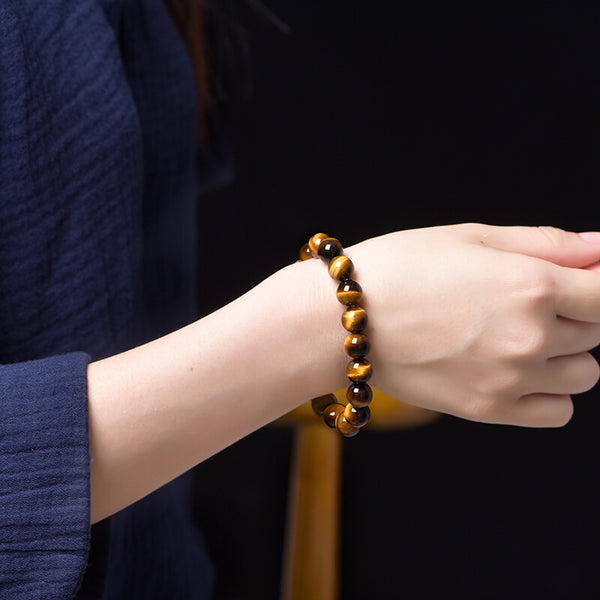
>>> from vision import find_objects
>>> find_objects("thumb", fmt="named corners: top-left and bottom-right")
top-left (459, 223), bottom-right (600, 268)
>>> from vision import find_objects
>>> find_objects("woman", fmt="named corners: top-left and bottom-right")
top-left (2, 1), bottom-right (600, 598)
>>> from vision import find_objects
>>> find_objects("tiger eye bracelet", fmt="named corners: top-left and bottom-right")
top-left (297, 233), bottom-right (372, 437)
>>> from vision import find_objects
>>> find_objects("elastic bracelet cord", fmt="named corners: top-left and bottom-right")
top-left (298, 233), bottom-right (372, 437)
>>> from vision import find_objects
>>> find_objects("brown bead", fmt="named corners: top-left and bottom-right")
top-left (311, 393), bottom-right (337, 417)
top-left (346, 358), bottom-right (373, 383)
top-left (323, 402), bottom-right (344, 428)
top-left (346, 382), bottom-right (373, 408)
top-left (343, 403), bottom-right (371, 428)
top-left (335, 413), bottom-right (360, 437)
top-left (342, 307), bottom-right (368, 333)
top-left (308, 233), bottom-right (329, 258)
top-left (344, 333), bottom-right (370, 358)
top-left (317, 237), bottom-right (343, 263)
top-left (328, 255), bottom-right (354, 281)
top-left (336, 280), bottom-right (362, 306)
top-left (299, 243), bottom-right (313, 261)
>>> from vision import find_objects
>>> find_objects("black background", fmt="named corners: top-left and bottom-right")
top-left (192, 3), bottom-right (600, 599)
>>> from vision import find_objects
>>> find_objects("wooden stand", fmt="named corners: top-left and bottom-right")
top-left (278, 389), bottom-right (440, 600)
top-left (281, 424), bottom-right (342, 600)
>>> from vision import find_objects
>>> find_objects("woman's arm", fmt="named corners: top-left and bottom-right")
top-left (88, 254), bottom-right (346, 523)
top-left (88, 223), bottom-right (600, 523)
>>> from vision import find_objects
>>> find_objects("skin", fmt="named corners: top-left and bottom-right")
top-left (88, 223), bottom-right (600, 523)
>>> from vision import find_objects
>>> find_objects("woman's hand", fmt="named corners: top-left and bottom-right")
top-left (88, 222), bottom-right (600, 522)
top-left (345, 224), bottom-right (600, 427)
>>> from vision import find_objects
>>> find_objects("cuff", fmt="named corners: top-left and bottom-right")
top-left (0, 352), bottom-right (91, 599)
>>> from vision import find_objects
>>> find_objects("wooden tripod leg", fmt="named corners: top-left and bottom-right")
top-left (281, 423), bottom-right (342, 600)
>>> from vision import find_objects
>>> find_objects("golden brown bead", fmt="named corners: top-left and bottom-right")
top-left (342, 307), bottom-right (368, 333)
top-left (328, 255), bottom-right (354, 281)
top-left (299, 243), bottom-right (313, 261)
top-left (336, 280), bottom-right (362, 306)
top-left (308, 233), bottom-right (329, 258)
top-left (335, 413), bottom-right (360, 437)
top-left (311, 393), bottom-right (337, 417)
top-left (297, 233), bottom-right (374, 436)
top-left (343, 403), bottom-right (371, 427)
top-left (317, 237), bottom-right (343, 263)
top-left (344, 333), bottom-right (370, 358)
top-left (323, 402), bottom-right (344, 428)
top-left (346, 358), bottom-right (373, 383)
top-left (346, 382), bottom-right (373, 408)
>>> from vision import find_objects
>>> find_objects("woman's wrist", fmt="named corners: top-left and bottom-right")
top-left (254, 257), bottom-right (351, 404)
top-left (87, 252), bottom-right (350, 522)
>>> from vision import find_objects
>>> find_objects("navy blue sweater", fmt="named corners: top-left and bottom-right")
top-left (0, 1), bottom-right (228, 597)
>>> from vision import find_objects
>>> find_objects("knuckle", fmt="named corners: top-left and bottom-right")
top-left (508, 326), bottom-right (548, 360)
top-left (521, 329), bottom-right (548, 358)
top-left (531, 274), bottom-right (556, 303)
top-left (481, 366), bottom-right (523, 397)
top-left (525, 266), bottom-right (554, 296)
top-left (536, 225), bottom-right (570, 249)
top-left (510, 264), bottom-right (556, 310)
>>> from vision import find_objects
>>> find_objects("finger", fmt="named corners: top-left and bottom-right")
top-left (551, 265), bottom-right (600, 321)
top-left (548, 317), bottom-right (600, 356)
top-left (457, 223), bottom-right (600, 268)
top-left (512, 394), bottom-right (574, 428)
top-left (531, 352), bottom-right (600, 396)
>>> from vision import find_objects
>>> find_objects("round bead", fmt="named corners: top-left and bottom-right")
top-left (317, 237), bottom-right (343, 263)
top-left (308, 233), bottom-right (329, 258)
top-left (336, 280), bottom-right (363, 306)
top-left (323, 402), bottom-right (344, 428)
top-left (311, 393), bottom-right (337, 417)
top-left (342, 307), bottom-right (368, 333)
top-left (343, 403), bottom-right (371, 428)
top-left (328, 255), bottom-right (354, 281)
top-left (335, 413), bottom-right (360, 437)
top-left (299, 243), bottom-right (313, 261)
top-left (346, 358), bottom-right (373, 383)
top-left (346, 382), bottom-right (373, 408)
top-left (344, 333), bottom-right (370, 358)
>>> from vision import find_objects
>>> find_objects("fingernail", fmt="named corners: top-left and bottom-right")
top-left (579, 232), bottom-right (600, 243)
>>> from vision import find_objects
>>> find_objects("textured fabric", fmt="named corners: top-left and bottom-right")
top-left (0, 0), bottom-right (225, 597)
top-left (0, 354), bottom-right (91, 598)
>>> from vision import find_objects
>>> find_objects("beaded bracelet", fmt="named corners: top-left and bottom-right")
top-left (298, 233), bottom-right (372, 437)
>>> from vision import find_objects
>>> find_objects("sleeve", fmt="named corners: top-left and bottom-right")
top-left (0, 353), bottom-right (91, 600)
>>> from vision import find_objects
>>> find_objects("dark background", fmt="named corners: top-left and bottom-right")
top-left (192, 3), bottom-right (600, 599)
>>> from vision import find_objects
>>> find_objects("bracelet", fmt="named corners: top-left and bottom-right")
top-left (298, 233), bottom-right (372, 437)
